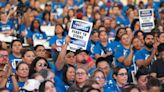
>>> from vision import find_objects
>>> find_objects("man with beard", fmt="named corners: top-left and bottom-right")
top-left (150, 43), bottom-right (164, 83)
top-left (134, 33), bottom-right (158, 68)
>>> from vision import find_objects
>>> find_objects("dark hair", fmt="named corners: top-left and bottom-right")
top-left (42, 10), bottom-right (50, 21)
top-left (96, 57), bottom-right (110, 67)
top-left (81, 85), bottom-right (101, 92)
top-left (122, 83), bottom-right (141, 92)
top-left (113, 66), bottom-right (127, 79)
top-left (21, 48), bottom-right (34, 57)
top-left (16, 62), bottom-right (29, 71)
top-left (29, 57), bottom-right (50, 78)
top-left (16, 62), bottom-right (29, 80)
top-left (120, 33), bottom-right (128, 40)
top-left (146, 77), bottom-right (161, 90)
top-left (158, 43), bottom-right (164, 53)
top-left (143, 32), bottom-right (154, 40)
top-left (115, 28), bottom-right (126, 41)
top-left (10, 39), bottom-right (22, 48)
top-left (0, 87), bottom-right (9, 92)
top-left (157, 32), bottom-right (164, 37)
top-left (55, 24), bottom-right (65, 36)
top-left (30, 19), bottom-right (43, 33)
top-left (34, 45), bottom-right (45, 51)
top-left (98, 30), bottom-right (107, 37)
top-left (131, 18), bottom-right (139, 31)
top-left (39, 80), bottom-right (55, 92)
top-left (135, 66), bottom-right (149, 80)
top-left (91, 29), bottom-right (99, 35)
top-left (62, 64), bottom-right (75, 86)
top-left (134, 30), bottom-right (145, 37)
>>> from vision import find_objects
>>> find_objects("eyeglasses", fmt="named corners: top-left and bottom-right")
top-left (38, 63), bottom-right (48, 67)
top-left (76, 72), bottom-right (86, 76)
top-left (95, 76), bottom-right (105, 81)
top-left (117, 73), bottom-right (128, 76)
top-left (0, 54), bottom-right (8, 58)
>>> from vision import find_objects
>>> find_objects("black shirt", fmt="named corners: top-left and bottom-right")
top-left (151, 60), bottom-right (164, 78)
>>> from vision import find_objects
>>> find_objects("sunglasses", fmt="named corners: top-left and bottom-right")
top-left (38, 63), bottom-right (48, 67)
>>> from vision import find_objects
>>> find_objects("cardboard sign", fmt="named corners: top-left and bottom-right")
top-left (41, 26), bottom-right (55, 36)
top-left (139, 9), bottom-right (155, 32)
top-left (68, 19), bottom-right (93, 51)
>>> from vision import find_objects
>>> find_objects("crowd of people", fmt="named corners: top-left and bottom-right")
top-left (0, 0), bottom-right (164, 92)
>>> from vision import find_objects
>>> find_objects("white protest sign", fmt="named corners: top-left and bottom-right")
top-left (33, 39), bottom-right (51, 49)
top-left (68, 19), bottom-right (93, 51)
top-left (139, 9), bottom-right (155, 32)
top-left (41, 26), bottom-right (55, 36)
top-left (0, 34), bottom-right (17, 42)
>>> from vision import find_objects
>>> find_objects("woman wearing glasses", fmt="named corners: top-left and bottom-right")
top-left (112, 67), bottom-right (128, 92)
top-left (67, 67), bottom-right (88, 92)
top-left (89, 69), bottom-right (108, 92)
top-left (8, 62), bottom-right (29, 92)
top-left (28, 57), bottom-right (50, 78)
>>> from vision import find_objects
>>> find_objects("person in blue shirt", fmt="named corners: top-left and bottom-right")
top-left (27, 19), bottom-right (47, 46)
top-left (114, 33), bottom-right (134, 82)
top-left (131, 37), bottom-right (143, 74)
top-left (41, 10), bottom-right (54, 26)
top-left (18, 11), bottom-right (34, 43)
top-left (87, 30), bottom-right (99, 59)
top-left (111, 27), bottom-right (127, 54)
top-left (61, 64), bottom-right (75, 90)
top-left (112, 67), bottom-right (128, 92)
top-left (8, 62), bottom-right (29, 91)
top-left (28, 57), bottom-right (50, 78)
top-left (95, 57), bottom-right (115, 91)
top-left (94, 30), bottom-right (113, 62)
top-left (34, 45), bottom-right (55, 71)
top-left (0, 12), bottom-right (14, 36)
top-left (49, 24), bottom-right (65, 62)
top-left (89, 69), bottom-right (108, 92)
top-left (9, 39), bottom-right (23, 71)
top-left (108, 18), bottom-right (117, 40)
top-left (134, 32), bottom-right (157, 68)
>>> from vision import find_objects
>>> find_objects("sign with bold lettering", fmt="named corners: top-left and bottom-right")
top-left (68, 19), bottom-right (93, 51)
top-left (139, 9), bottom-right (155, 32)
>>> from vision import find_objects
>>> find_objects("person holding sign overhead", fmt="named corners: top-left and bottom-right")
top-left (49, 24), bottom-right (66, 62)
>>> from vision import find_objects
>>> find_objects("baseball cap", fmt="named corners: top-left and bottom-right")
top-left (75, 48), bottom-right (89, 55)
top-left (22, 79), bottom-right (40, 91)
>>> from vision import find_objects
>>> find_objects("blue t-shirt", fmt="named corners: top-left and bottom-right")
top-left (104, 70), bottom-right (116, 91)
top-left (87, 40), bottom-right (98, 59)
top-left (114, 44), bottom-right (134, 72)
top-left (9, 54), bottom-right (22, 72)
top-left (93, 41), bottom-right (113, 56)
top-left (111, 41), bottom-right (121, 54)
top-left (0, 21), bottom-right (14, 32)
top-left (27, 30), bottom-right (47, 40)
top-left (7, 79), bottom-right (25, 92)
top-left (134, 47), bottom-right (153, 66)
top-left (55, 75), bottom-right (67, 92)
top-left (49, 36), bottom-right (65, 51)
